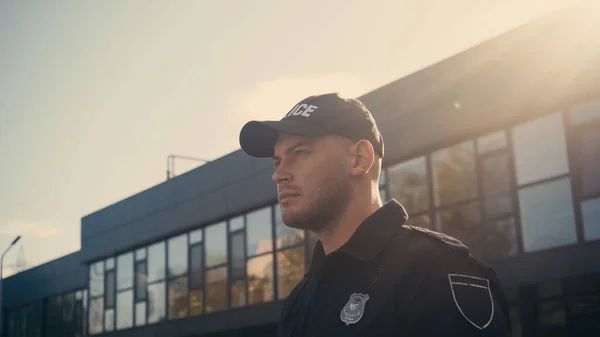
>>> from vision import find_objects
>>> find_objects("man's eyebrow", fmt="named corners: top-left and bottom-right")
top-left (272, 141), bottom-right (313, 161)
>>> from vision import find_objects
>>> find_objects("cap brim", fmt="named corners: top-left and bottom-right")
top-left (239, 120), bottom-right (324, 158)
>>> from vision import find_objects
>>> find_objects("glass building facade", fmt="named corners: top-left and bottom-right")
top-left (3, 8), bottom-right (600, 334)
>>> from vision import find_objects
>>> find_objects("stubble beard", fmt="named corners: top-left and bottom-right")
top-left (281, 173), bottom-right (351, 232)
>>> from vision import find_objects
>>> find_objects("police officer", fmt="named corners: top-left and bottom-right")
top-left (239, 93), bottom-right (511, 336)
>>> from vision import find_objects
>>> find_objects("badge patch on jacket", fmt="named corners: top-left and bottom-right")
top-left (340, 293), bottom-right (370, 325)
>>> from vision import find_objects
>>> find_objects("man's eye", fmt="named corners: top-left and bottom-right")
top-left (294, 149), bottom-right (308, 156)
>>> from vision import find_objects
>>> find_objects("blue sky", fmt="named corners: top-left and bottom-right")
top-left (0, 0), bottom-right (572, 275)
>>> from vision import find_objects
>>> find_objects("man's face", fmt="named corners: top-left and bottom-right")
top-left (272, 133), bottom-right (352, 230)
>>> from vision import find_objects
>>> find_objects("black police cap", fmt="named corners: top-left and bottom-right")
top-left (239, 93), bottom-right (384, 158)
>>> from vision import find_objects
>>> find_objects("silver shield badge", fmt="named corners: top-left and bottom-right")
top-left (448, 274), bottom-right (494, 330)
top-left (340, 293), bottom-right (370, 325)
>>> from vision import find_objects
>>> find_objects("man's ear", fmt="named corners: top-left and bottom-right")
top-left (350, 139), bottom-right (375, 177)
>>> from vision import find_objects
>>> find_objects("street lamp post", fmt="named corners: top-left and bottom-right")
top-left (0, 235), bottom-right (21, 337)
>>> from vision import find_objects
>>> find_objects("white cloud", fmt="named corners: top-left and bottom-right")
top-left (0, 219), bottom-right (61, 238)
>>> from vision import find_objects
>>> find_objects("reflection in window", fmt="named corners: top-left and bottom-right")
top-left (117, 252), bottom-right (134, 291)
top-left (230, 231), bottom-right (246, 280)
top-left (190, 228), bottom-right (202, 245)
top-left (246, 207), bottom-right (273, 257)
top-left (190, 243), bottom-right (204, 289)
top-left (205, 267), bottom-right (227, 313)
top-left (481, 153), bottom-right (511, 197)
top-left (168, 277), bottom-right (188, 319)
top-left (231, 280), bottom-right (246, 308)
top-left (277, 246), bottom-right (305, 299)
top-left (135, 302), bottom-right (146, 327)
top-left (388, 157), bottom-right (430, 213)
top-left (105, 270), bottom-right (116, 309)
top-left (229, 216), bottom-right (244, 232)
top-left (148, 242), bottom-right (166, 283)
top-left (89, 299), bottom-right (104, 335)
top-left (168, 234), bottom-right (188, 278)
top-left (205, 222), bottom-right (227, 267)
top-left (89, 261), bottom-right (104, 298)
top-left (248, 254), bottom-right (274, 305)
top-left (512, 113), bottom-right (570, 185)
top-left (477, 131), bottom-right (507, 154)
top-left (104, 308), bottom-right (114, 332)
top-left (437, 201), bottom-right (481, 248)
top-left (147, 282), bottom-right (166, 324)
top-left (578, 128), bottom-right (600, 198)
top-left (135, 261), bottom-right (147, 302)
top-left (432, 142), bottom-right (477, 206)
top-left (275, 205), bottom-right (304, 249)
top-left (116, 290), bottom-right (133, 330)
top-left (582, 198), bottom-right (600, 241)
top-left (519, 178), bottom-right (577, 252)
top-left (190, 290), bottom-right (204, 316)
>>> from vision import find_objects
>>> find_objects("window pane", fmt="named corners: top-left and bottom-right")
top-left (231, 280), bottom-right (247, 308)
top-left (116, 290), bottom-right (133, 330)
top-left (148, 242), bottom-right (166, 283)
top-left (106, 258), bottom-right (115, 270)
top-left (388, 156), bottom-right (430, 213)
top-left (135, 302), bottom-right (146, 327)
top-left (230, 231), bottom-right (246, 280)
top-left (247, 254), bottom-right (274, 305)
top-left (477, 131), bottom-right (507, 154)
top-left (475, 218), bottom-right (519, 260)
top-left (582, 198), bottom-right (600, 241)
top-left (104, 308), bottom-right (114, 332)
top-left (190, 243), bottom-right (204, 289)
top-left (89, 261), bottom-right (104, 298)
top-left (117, 252), bottom-right (133, 291)
top-left (519, 178), bottom-right (577, 252)
top-left (88, 299), bottom-right (103, 335)
top-left (147, 282), bottom-right (166, 324)
top-left (168, 276), bottom-right (188, 319)
top-left (247, 207), bottom-right (273, 256)
top-left (405, 214), bottom-right (432, 230)
top-left (277, 246), bottom-right (305, 300)
top-left (570, 99), bottom-right (600, 125)
top-left (432, 141), bottom-right (477, 206)
top-left (579, 128), bottom-right (600, 197)
top-left (275, 205), bottom-right (304, 249)
top-left (205, 222), bottom-right (227, 267)
top-left (135, 261), bottom-right (147, 302)
top-left (229, 216), bottom-right (244, 232)
top-left (190, 228), bottom-right (202, 245)
top-left (437, 201), bottom-right (481, 248)
top-left (105, 271), bottom-right (116, 308)
top-left (485, 195), bottom-right (513, 219)
top-left (168, 234), bottom-right (188, 278)
top-left (481, 153), bottom-right (511, 197)
top-left (205, 267), bottom-right (227, 313)
top-left (512, 113), bottom-right (570, 185)
top-left (135, 248), bottom-right (146, 261)
top-left (190, 290), bottom-right (204, 316)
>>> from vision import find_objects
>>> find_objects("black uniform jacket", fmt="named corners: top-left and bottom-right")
top-left (278, 199), bottom-right (511, 337)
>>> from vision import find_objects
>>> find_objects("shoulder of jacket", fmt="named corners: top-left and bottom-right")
top-left (400, 225), bottom-right (470, 255)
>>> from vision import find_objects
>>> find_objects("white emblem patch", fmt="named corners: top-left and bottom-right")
top-left (340, 293), bottom-right (370, 325)
top-left (448, 274), bottom-right (494, 330)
